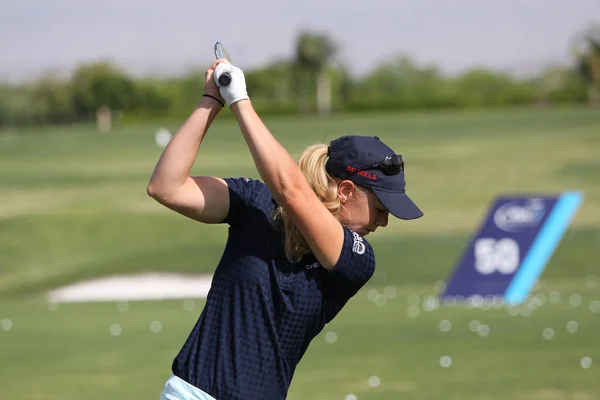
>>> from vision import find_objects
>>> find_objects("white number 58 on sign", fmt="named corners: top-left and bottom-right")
top-left (474, 238), bottom-right (520, 275)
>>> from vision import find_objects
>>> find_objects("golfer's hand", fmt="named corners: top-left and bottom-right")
top-left (214, 61), bottom-right (249, 106)
top-left (204, 60), bottom-right (226, 105)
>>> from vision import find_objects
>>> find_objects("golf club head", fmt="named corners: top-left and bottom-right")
top-left (214, 42), bottom-right (232, 86)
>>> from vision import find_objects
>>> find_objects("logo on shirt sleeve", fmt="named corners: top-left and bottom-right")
top-left (351, 231), bottom-right (366, 255)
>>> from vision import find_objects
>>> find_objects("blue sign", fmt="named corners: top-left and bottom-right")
top-left (441, 191), bottom-right (583, 305)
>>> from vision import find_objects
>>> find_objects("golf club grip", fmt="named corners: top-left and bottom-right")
top-left (218, 72), bottom-right (231, 86)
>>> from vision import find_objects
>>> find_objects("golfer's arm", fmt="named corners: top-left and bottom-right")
top-left (230, 100), bottom-right (344, 269)
top-left (147, 98), bottom-right (229, 223)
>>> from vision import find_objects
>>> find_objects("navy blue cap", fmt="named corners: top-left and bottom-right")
top-left (325, 135), bottom-right (423, 220)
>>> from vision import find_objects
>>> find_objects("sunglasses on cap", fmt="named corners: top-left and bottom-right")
top-left (348, 154), bottom-right (405, 177)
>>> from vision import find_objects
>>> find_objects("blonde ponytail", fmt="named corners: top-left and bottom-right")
top-left (272, 144), bottom-right (344, 263)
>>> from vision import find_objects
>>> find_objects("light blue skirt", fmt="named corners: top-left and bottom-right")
top-left (160, 374), bottom-right (217, 400)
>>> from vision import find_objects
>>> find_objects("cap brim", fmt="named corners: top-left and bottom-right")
top-left (372, 189), bottom-right (424, 220)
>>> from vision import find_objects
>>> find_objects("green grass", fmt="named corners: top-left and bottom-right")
top-left (1, 106), bottom-right (600, 399)
top-left (1, 286), bottom-right (599, 400)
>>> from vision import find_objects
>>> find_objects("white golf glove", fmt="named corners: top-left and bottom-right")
top-left (214, 63), bottom-right (249, 106)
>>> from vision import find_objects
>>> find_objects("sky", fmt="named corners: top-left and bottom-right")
top-left (0, 0), bottom-right (598, 82)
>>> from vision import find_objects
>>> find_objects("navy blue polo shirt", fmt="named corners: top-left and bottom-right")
top-left (172, 177), bottom-right (376, 400)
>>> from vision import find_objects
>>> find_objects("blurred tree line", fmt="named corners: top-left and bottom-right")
top-left (1, 24), bottom-right (599, 128)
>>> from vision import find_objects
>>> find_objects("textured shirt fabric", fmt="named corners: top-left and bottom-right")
top-left (171, 177), bottom-right (376, 400)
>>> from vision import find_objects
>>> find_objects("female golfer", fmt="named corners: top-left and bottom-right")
top-left (148, 59), bottom-right (423, 400)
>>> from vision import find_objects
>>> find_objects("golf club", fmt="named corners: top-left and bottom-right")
top-left (214, 41), bottom-right (232, 86)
